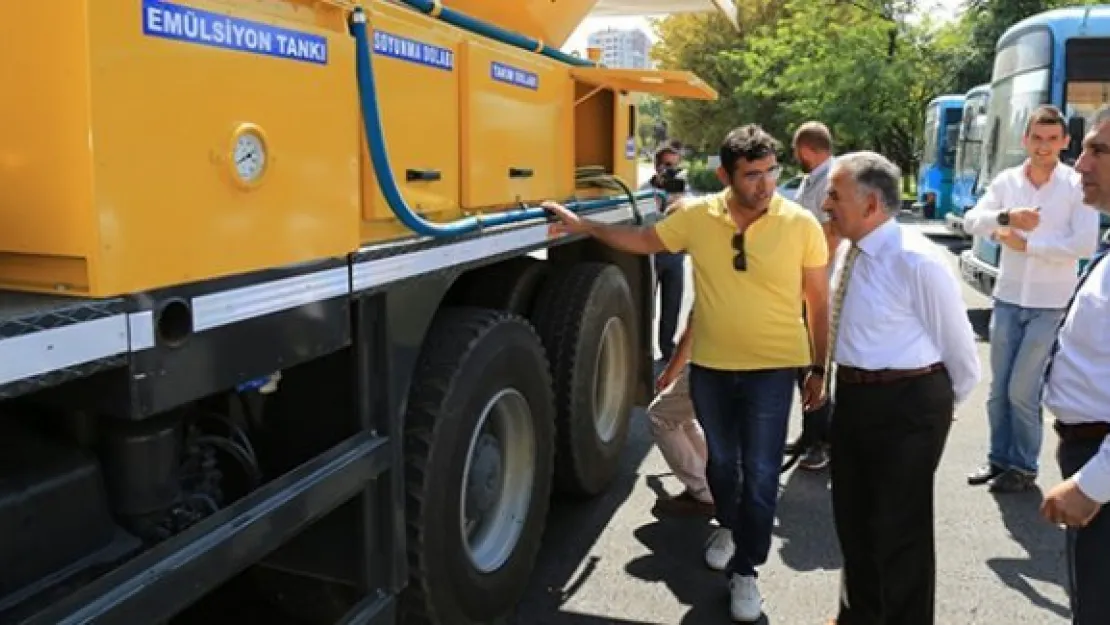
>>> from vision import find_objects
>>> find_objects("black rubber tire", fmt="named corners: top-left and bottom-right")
top-left (454, 256), bottom-right (551, 317)
top-left (530, 262), bottom-right (638, 498)
top-left (401, 307), bottom-right (556, 625)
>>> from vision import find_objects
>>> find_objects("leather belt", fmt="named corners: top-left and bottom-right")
top-left (836, 362), bottom-right (945, 385)
top-left (1054, 420), bottom-right (1110, 442)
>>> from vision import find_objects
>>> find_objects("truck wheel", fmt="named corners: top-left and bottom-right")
top-left (531, 262), bottom-right (637, 497)
top-left (452, 257), bottom-right (550, 317)
top-left (402, 307), bottom-right (555, 625)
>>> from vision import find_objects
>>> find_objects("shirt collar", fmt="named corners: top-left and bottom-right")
top-left (809, 156), bottom-right (834, 179)
top-left (706, 188), bottom-right (785, 225)
top-left (855, 217), bottom-right (899, 257)
top-left (1021, 159), bottom-right (1071, 186)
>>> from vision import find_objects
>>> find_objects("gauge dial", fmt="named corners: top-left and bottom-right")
top-left (232, 130), bottom-right (267, 185)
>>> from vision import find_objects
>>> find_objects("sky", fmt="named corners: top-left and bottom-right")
top-left (560, 0), bottom-right (968, 55)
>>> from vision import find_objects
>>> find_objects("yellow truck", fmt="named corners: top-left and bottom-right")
top-left (0, 1), bottom-right (720, 623)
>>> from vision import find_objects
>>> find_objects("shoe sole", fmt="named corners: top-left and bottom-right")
top-left (730, 607), bottom-right (763, 623)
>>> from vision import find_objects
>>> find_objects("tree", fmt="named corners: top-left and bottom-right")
top-left (648, 2), bottom-right (787, 153)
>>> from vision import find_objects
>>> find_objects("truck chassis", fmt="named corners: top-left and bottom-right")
top-left (0, 196), bottom-right (658, 625)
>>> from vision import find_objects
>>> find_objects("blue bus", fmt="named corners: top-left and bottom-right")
top-left (945, 84), bottom-right (991, 237)
top-left (914, 94), bottom-right (964, 220)
top-left (959, 6), bottom-right (1110, 296)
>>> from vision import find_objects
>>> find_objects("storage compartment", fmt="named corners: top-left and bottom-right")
top-left (460, 40), bottom-right (574, 210)
top-left (571, 67), bottom-right (718, 189)
top-left (360, 1), bottom-right (463, 243)
top-left (0, 1), bottom-right (359, 297)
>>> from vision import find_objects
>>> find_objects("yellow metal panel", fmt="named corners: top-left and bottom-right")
top-left (359, 1), bottom-right (463, 243)
top-left (570, 67), bottom-right (719, 101)
top-left (611, 93), bottom-right (638, 190)
top-left (0, 4), bottom-right (97, 290)
top-left (0, 0), bottom-right (361, 296)
top-left (460, 40), bottom-right (573, 210)
top-left (442, 0), bottom-right (600, 49)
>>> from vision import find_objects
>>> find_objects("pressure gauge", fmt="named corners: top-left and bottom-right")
top-left (229, 124), bottom-right (268, 187)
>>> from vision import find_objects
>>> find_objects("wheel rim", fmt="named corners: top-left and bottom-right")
top-left (592, 316), bottom-right (629, 444)
top-left (459, 388), bottom-right (536, 573)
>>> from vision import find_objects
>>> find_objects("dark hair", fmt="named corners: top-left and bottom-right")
top-left (654, 144), bottom-right (680, 168)
top-left (720, 124), bottom-right (781, 174)
top-left (1025, 105), bottom-right (1067, 136)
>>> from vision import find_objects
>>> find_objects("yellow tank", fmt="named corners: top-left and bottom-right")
top-left (0, 0), bottom-right (716, 297)
top-left (0, 0), bottom-right (360, 297)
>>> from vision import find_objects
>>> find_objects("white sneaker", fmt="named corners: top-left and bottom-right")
top-left (704, 527), bottom-right (735, 571)
top-left (729, 573), bottom-right (763, 622)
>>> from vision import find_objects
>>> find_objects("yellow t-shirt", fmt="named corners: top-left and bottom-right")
top-left (654, 188), bottom-right (828, 370)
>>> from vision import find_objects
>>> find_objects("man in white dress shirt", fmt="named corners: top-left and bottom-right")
top-left (962, 105), bottom-right (1100, 493)
top-left (821, 151), bottom-right (981, 625)
top-left (1040, 104), bottom-right (1110, 625)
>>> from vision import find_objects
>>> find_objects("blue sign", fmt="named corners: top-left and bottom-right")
top-left (491, 61), bottom-right (538, 90)
top-left (625, 137), bottom-right (636, 159)
top-left (373, 31), bottom-right (454, 71)
top-left (142, 0), bottom-right (328, 65)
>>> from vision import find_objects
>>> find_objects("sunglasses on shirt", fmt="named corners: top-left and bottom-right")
top-left (732, 232), bottom-right (746, 272)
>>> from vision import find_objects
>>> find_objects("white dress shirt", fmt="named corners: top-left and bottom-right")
top-left (962, 161), bottom-right (1100, 309)
top-left (1043, 253), bottom-right (1110, 503)
top-left (831, 218), bottom-right (982, 404)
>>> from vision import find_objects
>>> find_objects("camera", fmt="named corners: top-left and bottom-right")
top-left (651, 166), bottom-right (686, 195)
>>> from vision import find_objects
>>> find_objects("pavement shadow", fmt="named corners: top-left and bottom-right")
top-left (985, 487), bottom-right (1071, 620)
top-left (931, 235), bottom-right (974, 256)
top-left (967, 308), bottom-right (992, 342)
top-left (772, 467), bottom-right (842, 573)
top-left (622, 518), bottom-right (772, 624)
top-left (509, 408), bottom-right (656, 624)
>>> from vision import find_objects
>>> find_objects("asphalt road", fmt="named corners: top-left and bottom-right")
top-left (509, 168), bottom-right (1073, 624)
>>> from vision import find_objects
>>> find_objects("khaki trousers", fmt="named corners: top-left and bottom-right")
top-left (646, 365), bottom-right (712, 503)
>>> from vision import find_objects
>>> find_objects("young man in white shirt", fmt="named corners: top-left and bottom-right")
top-left (822, 151), bottom-right (981, 625)
top-left (1040, 104), bottom-right (1110, 625)
top-left (962, 105), bottom-right (1100, 493)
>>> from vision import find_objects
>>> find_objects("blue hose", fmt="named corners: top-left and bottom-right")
top-left (397, 0), bottom-right (596, 67)
top-left (350, 9), bottom-right (655, 238)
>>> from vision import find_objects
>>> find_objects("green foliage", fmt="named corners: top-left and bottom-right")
top-left (686, 160), bottom-right (725, 193)
top-left (649, 0), bottom-right (1104, 179)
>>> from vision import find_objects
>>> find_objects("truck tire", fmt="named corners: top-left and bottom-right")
top-left (530, 262), bottom-right (637, 497)
top-left (402, 307), bottom-right (555, 625)
top-left (452, 257), bottom-right (550, 317)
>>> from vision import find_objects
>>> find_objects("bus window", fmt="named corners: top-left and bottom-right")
top-left (922, 105), bottom-right (939, 166)
top-left (1066, 81), bottom-right (1110, 125)
top-left (979, 28), bottom-right (1052, 189)
top-left (942, 108), bottom-right (961, 169)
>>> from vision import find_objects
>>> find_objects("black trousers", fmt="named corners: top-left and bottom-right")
top-left (1058, 435), bottom-right (1110, 624)
top-left (831, 368), bottom-right (954, 625)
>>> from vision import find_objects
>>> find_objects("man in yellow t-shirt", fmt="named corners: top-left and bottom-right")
top-left (543, 123), bottom-right (829, 623)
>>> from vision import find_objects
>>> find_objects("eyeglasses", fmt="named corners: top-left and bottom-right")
top-left (739, 164), bottom-right (782, 184)
top-left (732, 232), bottom-right (746, 271)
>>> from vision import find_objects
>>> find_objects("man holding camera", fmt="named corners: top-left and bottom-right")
top-left (643, 143), bottom-right (689, 363)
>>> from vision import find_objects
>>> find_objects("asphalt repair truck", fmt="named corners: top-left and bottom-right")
top-left (0, 1), bottom-right (721, 624)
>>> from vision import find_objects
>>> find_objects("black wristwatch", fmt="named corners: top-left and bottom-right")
top-left (997, 210), bottom-right (1011, 226)
top-left (809, 365), bottom-right (826, 377)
